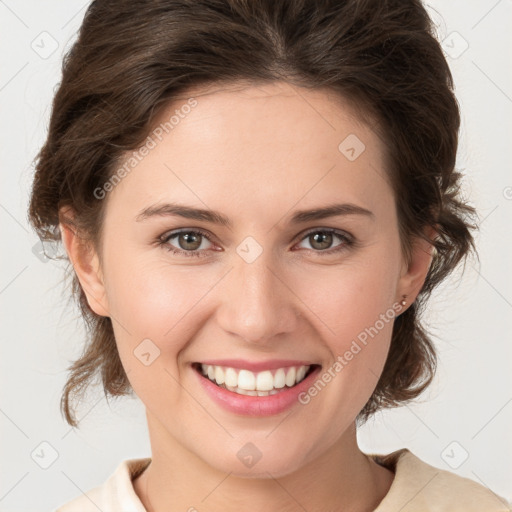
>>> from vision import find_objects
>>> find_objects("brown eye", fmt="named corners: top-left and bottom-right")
top-left (177, 232), bottom-right (203, 251)
top-left (159, 229), bottom-right (214, 257)
top-left (295, 229), bottom-right (353, 254)
top-left (309, 232), bottom-right (334, 250)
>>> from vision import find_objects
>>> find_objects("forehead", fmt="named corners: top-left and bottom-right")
top-left (107, 81), bottom-right (393, 224)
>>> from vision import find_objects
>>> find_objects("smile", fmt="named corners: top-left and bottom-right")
top-left (193, 363), bottom-right (317, 397)
top-left (192, 361), bottom-right (323, 416)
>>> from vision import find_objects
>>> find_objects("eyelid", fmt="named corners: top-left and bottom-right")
top-left (160, 227), bottom-right (215, 243)
top-left (159, 227), bottom-right (353, 244)
top-left (292, 227), bottom-right (354, 253)
top-left (158, 226), bottom-right (355, 258)
top-left (295, 226), bottom-right (353, 243)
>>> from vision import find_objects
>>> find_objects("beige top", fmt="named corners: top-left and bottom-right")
top-left (55, 448), bottom-right (510, 511)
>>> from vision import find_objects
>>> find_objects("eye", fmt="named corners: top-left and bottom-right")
top-left (158, 229), bottom-right (216, 258)
top-left (294, 228), bottom-right (354, 254)
top-left (157, 227), bottom-right (355, 258)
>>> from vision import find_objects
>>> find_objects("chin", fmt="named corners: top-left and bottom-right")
top-left (200, 437), bottom-right (311, 479)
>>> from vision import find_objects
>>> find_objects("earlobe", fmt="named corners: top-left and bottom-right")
top-left (59, 215), bottom-right (110, 318)
top-left (397, 226), bottom-right (437, 306)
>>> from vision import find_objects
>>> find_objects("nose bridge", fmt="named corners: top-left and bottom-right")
top-left (217, 247), bottom-right (297, 343)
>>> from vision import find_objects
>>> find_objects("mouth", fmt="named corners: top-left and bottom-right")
top-left (192, 362), bottom-right (320, 397)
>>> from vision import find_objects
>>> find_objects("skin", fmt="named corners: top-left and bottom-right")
top-left (60, 81), bottom-right (434, 511)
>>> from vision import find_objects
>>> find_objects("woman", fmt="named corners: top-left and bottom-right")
top-left (28, 0), bottom-right (509, 510)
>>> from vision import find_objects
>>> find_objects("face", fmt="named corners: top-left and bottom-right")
top-left (67, 81), bottom-right (427, 478)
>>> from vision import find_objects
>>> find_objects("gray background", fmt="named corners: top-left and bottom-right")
top-left (1, 1), bottom-right (511, 510)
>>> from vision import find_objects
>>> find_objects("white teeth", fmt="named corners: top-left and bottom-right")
top-left (214, 366), bottom-right (225, 385)
top-left (238, 369), bottom-right (256, 391)
top-left (225, 367), bottom-right (238, 387)
top-left (256, 370), bottom-right (274, 391)
top-left (274, 368), bottom-right (286, 388)
top-left (285, 367), bottom-right (296, 387)
top-left (296, 365), bottom-right (307, 382)
top-left (198, 363), bottom-right (312, 395)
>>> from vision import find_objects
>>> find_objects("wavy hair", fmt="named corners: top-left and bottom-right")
top-left (28, 0), bottom-right (477, 427)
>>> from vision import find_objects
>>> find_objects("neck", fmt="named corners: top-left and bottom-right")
top-left (133, 413), bottom-right (394, 512)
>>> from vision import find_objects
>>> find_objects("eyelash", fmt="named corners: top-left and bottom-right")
top-left (157, 228), bottom-right (355, 259)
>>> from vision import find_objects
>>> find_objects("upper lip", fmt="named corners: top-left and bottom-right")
top-left (195, 359), bottom-right (319, 372)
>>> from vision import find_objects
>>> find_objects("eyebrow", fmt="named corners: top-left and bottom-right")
top-left (135, 201), bottom-right (375, 226)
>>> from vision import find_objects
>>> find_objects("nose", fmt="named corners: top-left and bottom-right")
top-left (215, 252), bottom-right (300, 344)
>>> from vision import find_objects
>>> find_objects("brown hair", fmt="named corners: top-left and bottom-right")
top-left (28, 0), bottom-right (477, 428)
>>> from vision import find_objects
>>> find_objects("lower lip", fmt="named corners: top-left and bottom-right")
top-left (194, 365), bottom-right (321, 416)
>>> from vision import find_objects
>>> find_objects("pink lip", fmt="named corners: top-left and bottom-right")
top-left (193, 364), bottom-right (321, 417)
top-left (198, 359), bottom-right (315, 372)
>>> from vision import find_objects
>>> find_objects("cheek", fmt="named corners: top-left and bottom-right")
top-left (290, 246), bottom-right (400, 407)
top-left (104, 250), bottom-right (213, 336)
top-left (295, 255), bottom-right (400, 348)
top-left (101, 256), bottom-right (185, 354)
top-left (103, 260), bottom-right (207, 402)
top-left (294, 267), bottom-right (396, 434)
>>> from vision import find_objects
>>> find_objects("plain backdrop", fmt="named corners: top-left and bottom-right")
top-left (1, 1), bottom-right (511, 510)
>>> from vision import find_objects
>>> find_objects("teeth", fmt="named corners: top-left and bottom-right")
top-left (256, 370), bottom-right (274, 391)
top-left (238, 369), bottom-right (256, 390)
top-left (214, 366), bottom-right (225, 385)
top-left (274, 368), bottom-right (286, 389)
top-left (198, 363), bottom-right (312, 394)
top-left (285, 367), bottom-right (296, 387)
top-left (225, 367), bottom-right (238, 387)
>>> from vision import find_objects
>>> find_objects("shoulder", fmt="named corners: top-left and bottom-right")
top-left (53, 457), bottom-right (151, 512)
top-left (369, 448), bottom-right (511, 512)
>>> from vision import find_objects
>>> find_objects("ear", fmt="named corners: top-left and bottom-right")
top-left (396, 225), bottom-right (437, 307)
top-left (59, 207), bottom-right (110, 317)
